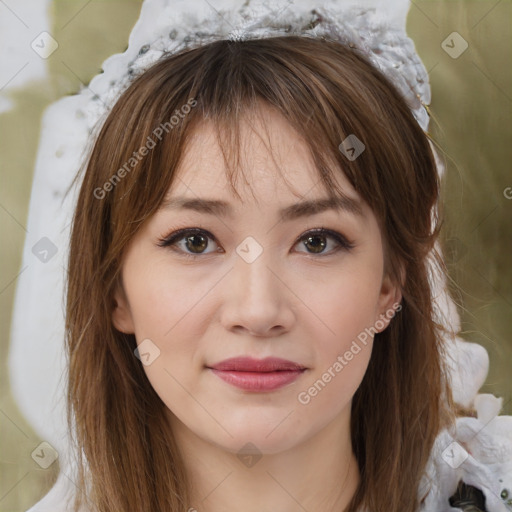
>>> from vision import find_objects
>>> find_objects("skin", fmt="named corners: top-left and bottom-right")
top-left (112, 102), bottom-right (402, 512)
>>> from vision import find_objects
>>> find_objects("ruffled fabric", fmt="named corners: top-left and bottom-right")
top-left (421, 390), bottom-right (512, 511)
top-left (83, 1), bottom-right (431, 134)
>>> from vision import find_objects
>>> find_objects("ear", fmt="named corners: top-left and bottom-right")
top-left (111, 282), bottom-right (135, 334)
top-left (374, 270), bottom-right (403, 333)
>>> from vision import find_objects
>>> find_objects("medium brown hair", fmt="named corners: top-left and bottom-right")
top-left (65, 35), bottom-right (456, 512)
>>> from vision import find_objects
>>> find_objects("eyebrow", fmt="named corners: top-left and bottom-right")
top-left (159, 195), bottom-right (365, 220)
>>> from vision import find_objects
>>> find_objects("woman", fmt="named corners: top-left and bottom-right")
top-left (63, 33), bottom-right (456, 511)
top-left (22, 3), bottom-right (510, 512)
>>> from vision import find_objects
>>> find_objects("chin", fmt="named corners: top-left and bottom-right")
top-left (212, 430), bottom-right (304, 457)
top-left (202, 411), bottom-right (313, 455)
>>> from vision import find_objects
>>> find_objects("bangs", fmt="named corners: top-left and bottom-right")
top-left (172, 97), bottom-right (352, 208)
top-left (82, 35), bottom-right (438, 292)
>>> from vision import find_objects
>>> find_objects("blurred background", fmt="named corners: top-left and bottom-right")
top-left (0, 0), bottom-right (510, 510)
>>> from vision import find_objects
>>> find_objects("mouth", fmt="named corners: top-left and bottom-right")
top-left (206, 356), bottom-right (307, 392)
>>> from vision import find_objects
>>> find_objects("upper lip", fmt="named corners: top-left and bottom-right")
top-left (208, 357), bottom-right (306, 372)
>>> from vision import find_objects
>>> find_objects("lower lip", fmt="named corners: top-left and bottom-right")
top-left (209, 369), bottom-right (305, 391)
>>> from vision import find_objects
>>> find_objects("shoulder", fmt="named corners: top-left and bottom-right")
top-left (25, 471), bottom-right (87, 512)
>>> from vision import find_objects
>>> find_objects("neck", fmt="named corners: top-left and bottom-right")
top-left (168, 407), bottom-right (360, 512)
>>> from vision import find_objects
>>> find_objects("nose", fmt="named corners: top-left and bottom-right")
top-left (219, 246), bottom-right (295, 338)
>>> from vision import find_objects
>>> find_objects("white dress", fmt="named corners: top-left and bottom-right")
top-left (12, 1), bottom-right (511, 511)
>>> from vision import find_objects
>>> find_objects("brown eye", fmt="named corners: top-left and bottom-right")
top-left (157, 228), bottom-right (220, 256)
top-left (158, 227), bottom-right (354, 259)
top-left (301, 234), bottom-right (327, 254)
top-left (295, 228), bottom-right (354, 255)
top-left (183, 233), bottom-right (209, 253)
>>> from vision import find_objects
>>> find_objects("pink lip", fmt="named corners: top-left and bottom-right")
top-left (207, 357), bottom-right (307, 392)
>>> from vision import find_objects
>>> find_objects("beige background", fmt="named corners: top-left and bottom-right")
top-left (0, 1), bottom-right (510, 510)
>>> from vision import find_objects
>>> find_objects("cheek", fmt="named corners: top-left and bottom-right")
top-left (124, 256), bottom-right (213, 340)
top-left (307, 298), bottom-right (374, 396)
top-left (125, 266), bottom-right (207, 414)
top-left (298, 260), bottom-right (383, 345)
top-left (295, 257), bottom-right (382, 396)
top-left (122, 259), bottom-right (215, 399)
top-left (295, 279), bottom-right (376, 412)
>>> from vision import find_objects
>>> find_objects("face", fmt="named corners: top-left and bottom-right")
top-left (112, 102), bottom-right (401, 456)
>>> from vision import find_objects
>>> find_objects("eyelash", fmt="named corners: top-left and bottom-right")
top-left (157, 227), bottom-right (355, 259)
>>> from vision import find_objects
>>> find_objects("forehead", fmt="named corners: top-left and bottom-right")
top-left (168, 102), bottom-right (362, 210)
